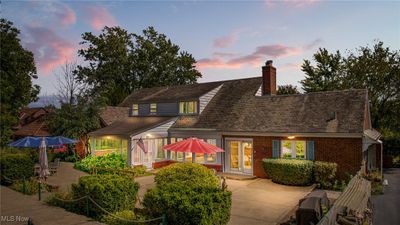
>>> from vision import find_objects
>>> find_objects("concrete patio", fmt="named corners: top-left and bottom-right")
top-left (134, 175), bottom-right (314, 225)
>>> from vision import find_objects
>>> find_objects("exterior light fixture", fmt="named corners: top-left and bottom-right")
top-left (287, 136), bottom-right (295, 139)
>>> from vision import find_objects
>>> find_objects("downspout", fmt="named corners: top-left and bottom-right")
top-left (379, 140), bottom-right (383, 178)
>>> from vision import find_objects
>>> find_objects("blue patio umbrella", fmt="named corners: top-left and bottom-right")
top-left (8, 136), bottom-right (79, 148)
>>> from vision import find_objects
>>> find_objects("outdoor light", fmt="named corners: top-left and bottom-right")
top-left (287, 136), bottom-right (295, 139)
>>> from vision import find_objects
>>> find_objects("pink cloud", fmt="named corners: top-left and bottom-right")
top-left (24, 26), bottom-right (76, 75)
top-left (85, 5), bottom-right (117, 31)
top-left (58, 5), bottom-right (76, 26)
top-left (213, 29), bottom-right (245, 48)
top-left (197, 39), bottom-right (322, 69)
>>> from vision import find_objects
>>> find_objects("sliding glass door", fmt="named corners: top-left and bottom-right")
top-left (226, 139), bottom-right (253, 174)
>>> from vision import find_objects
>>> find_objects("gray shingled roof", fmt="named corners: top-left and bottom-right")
top-left (100, 106), bottom-right (130, 126)
top-left (90, 116), bottom-right (176, 136)
top-left (119, 81), bottom-right (224, 106)
top-left (172, 77), bottom-right (367, 134)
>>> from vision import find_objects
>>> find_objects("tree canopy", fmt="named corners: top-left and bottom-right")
top-left (277, 85), bottom-right (300, 95)
top-left (76, 26), bottom-right (202, 106)
top-left (0, 18), bottom-right (40, 145)
top-left (300, 41), bottom-right (400, 135)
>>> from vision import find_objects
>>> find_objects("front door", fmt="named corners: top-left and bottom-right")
top-left (226, 139), bottom-right (253, 174)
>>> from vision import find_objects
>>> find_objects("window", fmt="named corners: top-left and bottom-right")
top-left (150, 103), bottom-right (157, 114)
top-left (176, 138), bottom-right (184, 161)
top-left (155, 139), bottom-right (165, 160)
top-left (179, 101), bottom-right (198, 114)
top-left (206, 139), bottom-right (217, 163)
top-left (281, 140), bottom-right (306, 159)
top-left (169, 138), bottom-right (176, 160)
top-left (132, 104), bottom-right (138, 116)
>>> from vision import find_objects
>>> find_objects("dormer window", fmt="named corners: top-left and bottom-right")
top-left (179, 101), bottom-right (198, 114)
top-left (132, 104), bottom-right (138, 116)
top-left (150, 103), bottom-right (157, 114)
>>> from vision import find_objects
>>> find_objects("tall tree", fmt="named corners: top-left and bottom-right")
top-left (277, 85), bottom-right (300, 95)
top-left (300, 41), bottom-right (400, 134)
top-left (76, 26), bottom-right (202, 106)
top-left (300, 48), bottom-right (344, 92)
top-left (0, 18), bottom-right (40, 145)
top-left (54, 61), bottom-right (85, 105)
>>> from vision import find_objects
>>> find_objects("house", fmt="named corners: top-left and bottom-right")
top-left (89, 60), bottom-right (382, 178)
top-left (13, 107), bottom-right (52, 138)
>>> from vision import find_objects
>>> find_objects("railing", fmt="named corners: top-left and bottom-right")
top-left (51, 195), bottom-right (167, 224)
top-left (317, 172), bottom-right (372, 225)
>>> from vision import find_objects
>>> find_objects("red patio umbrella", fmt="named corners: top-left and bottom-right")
top-left (162, 137), bottom-right (224, 154)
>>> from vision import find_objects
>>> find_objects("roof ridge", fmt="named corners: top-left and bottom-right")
top-left (257, 88), bottom-right (367, 98)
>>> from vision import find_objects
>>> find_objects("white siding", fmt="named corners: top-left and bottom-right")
top-left (255, 84), bottom-right (262, 96)
top-left (131, 118), bottom-right (177, 139)
top-left (199, 84), bottom-right (223, 113)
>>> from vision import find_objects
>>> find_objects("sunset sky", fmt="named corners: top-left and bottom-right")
top-left (3, 0), bottom-right (400, 96)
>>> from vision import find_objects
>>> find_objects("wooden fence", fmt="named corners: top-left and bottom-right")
top-left (317, 173), bottom-right (372, 225)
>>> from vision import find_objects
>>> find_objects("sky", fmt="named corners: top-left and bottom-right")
top-left (3, 0), bottom-right (400, 97)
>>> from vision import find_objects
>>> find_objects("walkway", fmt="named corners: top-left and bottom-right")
top-left (0, 186), bottom-right (103, 225)
top-left (372, 168), bottom-right (400, 225)
top-left (45, 162), bottom-right (88, 192)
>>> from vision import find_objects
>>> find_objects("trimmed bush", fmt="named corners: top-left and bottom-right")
top-left (0, 153), bottom-right (34, 184)
top-left (65, 174), bottom-right (139, 219)
top-left (74, 153), bottom-right (127, 173)
top-left (144, 182), bottom-right (232, 225)
top-left (101, 210), bottom-right (135, 225)
top-left (314, 161), bottom-right (337, 189)
top-left (263, 158), bottom-right (313, 185)
top-left (155, 162), bottom-right (219, 187)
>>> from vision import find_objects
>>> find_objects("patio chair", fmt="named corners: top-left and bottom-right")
top-left (49, 158), bottom-right (60, 175)
top-left (34, 164), bottom-right (40, 175)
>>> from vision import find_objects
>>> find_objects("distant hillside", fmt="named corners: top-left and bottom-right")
top-left (28, 95), bottom-right (60, 108)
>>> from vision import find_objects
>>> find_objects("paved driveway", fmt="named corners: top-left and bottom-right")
top-left (227, 179), bottom-right (314, 225)
top-left (135, 176), bottom-right (314, 225)
top-left (371, 168), bottom-right (400, 225)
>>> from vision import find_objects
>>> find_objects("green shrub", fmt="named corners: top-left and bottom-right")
top-left (262, 158), bottom-right (313, 186)
top-left (10, 178), bottom-right (50, 195)
top-left (0, 153), bottom-right (34, 184)
top-left (144, 182), bottom-right (232, 225)
top-left (51, 174), bottom-right (139, 219)
top-left (74, 153), bottom-right (127, 173)
top-left (155, 162), bottom-right (219, 187)
top-left (101, 210), bottom-right (135, 225)
top-left (314, 161), bottom-right (337, 189)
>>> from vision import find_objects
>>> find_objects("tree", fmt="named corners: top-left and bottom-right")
top-left (54, 61), bottom-right (85, 105)
top-left (47, 96), bottom-right (104, 156)
top-left (300, 48), bottom-right (344, 92)
top-left (300, 41), bottom-right (400, 134)
top-left (277, 85), bottom-right (300, 95)
top-left (76, 26), bottom-right (202, 106)
top-left (0, 18), bottom-right (40, 145)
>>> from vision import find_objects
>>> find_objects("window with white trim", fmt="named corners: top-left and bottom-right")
top-left (150, 103), bottom-right (157, 114)
top-left (132, 104), bottom-right (138, 116)
top-left (281, 140), bottom-right (306, 159)
top-left (179, 101), bottom-right (198, 114)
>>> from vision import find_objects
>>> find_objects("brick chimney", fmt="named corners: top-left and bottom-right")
top-left (262, 60), bottom-right (276, 95)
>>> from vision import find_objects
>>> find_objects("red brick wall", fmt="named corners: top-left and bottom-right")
top-left (227, 136), bottom-right (363, 179)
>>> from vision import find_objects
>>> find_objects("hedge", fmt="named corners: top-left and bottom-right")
top-left (0, 153), bottom-right (34, 184)
top-left (314, 161), bottom-right (337, 189)
top-left (155, 162), bottom-right (219, 187)
top-left (263, 158), bottom-right (313, 185)
top-left (144, 182), bottom-right (232, 225)
top-left (144, 162), bottom-right (231, 225)
top-left (74, 153), bottom-right (127, 173)
top-left (54, 174), bottom-right (140, 219)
